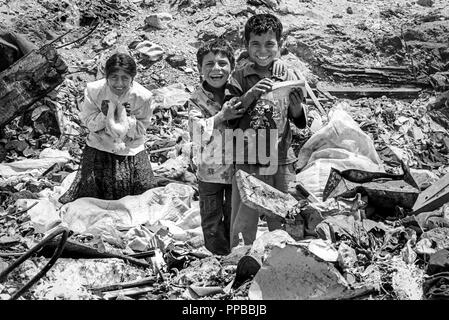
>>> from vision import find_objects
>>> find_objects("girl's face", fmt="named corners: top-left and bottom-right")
top-left (107, 69), bottom-right (133, 96)
top-left (199, 52), bottom-right (232, 89)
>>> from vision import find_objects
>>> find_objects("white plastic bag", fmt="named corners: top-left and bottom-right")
top-left (296, 104), bottom-right (384, 199)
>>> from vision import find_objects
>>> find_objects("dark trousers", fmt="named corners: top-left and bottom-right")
top-left (198, 181), bottom-right (232, 255)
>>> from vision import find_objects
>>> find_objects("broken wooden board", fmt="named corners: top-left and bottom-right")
top-left (102, 286), bottom-right (154, 300)
top-left (323, 168), bottom-right (420, 209)
top-left (235, 169), bottom-right (298, 218)
top-left (316, 85), bottom-right (422, 99)
top-left (0, 44), bottom-right (67, 127)
top-left (39, 238), bottom-right (151, 268)
top-left (413, 172), bottom-right (449, 215)
top-left (320, 62), bottom-right (428, 86)
top-left (89, 276), bottom-right (156, 293)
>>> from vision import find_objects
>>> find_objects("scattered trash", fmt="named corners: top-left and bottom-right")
top-left (14, 199), bottom-right (61, 233)
top-left (296, 106), bottom-right (385, 199)
top-left (236, 170), bottom-right (298, 219)
top-left (1, 0), bottom-right (449, 301)
top-left (102, 31), bottom-right (119, 47)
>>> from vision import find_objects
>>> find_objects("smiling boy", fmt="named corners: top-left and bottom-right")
top-left (188, 39), bottom-right (244, 255)
top-left (225, 13), bottom-right (308, 249)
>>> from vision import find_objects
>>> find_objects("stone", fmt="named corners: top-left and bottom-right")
top-left (102, 31), bottom-right (119, 47)
top-left (50, 171), bottom-right (71, 183)
top-left (346, 7), bottom-right (353, 14)
top-left (0, 259), bottom-right (8, 274)
top-left (440, 47), bottom-right (449, 61)
top-left (144, 12), bottom-right (173, 30)
top-left (5, 140), bottom-right (28, 152)
top-left (417, 0), bottom-right (433, 7)
top-left (337, 243), bottom-right (357, 270)
top-left (0, 294), bottom-right (10, 300)
top-left (135, 41), bottom-right (164, 63)
top-left (403, 28), bottom-right (426, 41)
top-left (248, 244), bottom-right (350, 300)
top-left (166, 54), bottom-right (187, 68)
top-left (183, 67), bottom-right (194, 74)
top-left (379, 34), bottom-right (403, 51)
top-left (431, 72), bottom-right (449, 89)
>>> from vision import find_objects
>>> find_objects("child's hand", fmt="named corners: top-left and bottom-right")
top-left (248, 78), bottom-right (274, 99)
top-left (116, 103), bottom-right (127, 120)
top-left (288, 88), bottom-right (304, 118)
top-left (221, 98), bottom-right (244, 121)
top-left (101, 100), bottom-right (110, 116)
top-left (123, 103), bottom-right (131, 117)
top-left (272, 59), bottom-right (286, 79)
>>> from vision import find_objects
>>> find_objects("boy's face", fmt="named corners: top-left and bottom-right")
top-left (246, 30), bottom-right (280, 68)
top-left (199, 52), bottom-right (232, 89)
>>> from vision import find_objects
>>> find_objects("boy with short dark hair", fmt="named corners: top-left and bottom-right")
top-left (225, 13), bottom-right (308, 249)
top-left (188, 38), bottom-right (244, 255)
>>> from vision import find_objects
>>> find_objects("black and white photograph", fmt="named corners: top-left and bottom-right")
top-left (0, 0), bottom-right (448, 309)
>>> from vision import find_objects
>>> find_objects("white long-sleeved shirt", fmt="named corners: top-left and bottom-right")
top-left (80, 79), bottom-right (155, 156)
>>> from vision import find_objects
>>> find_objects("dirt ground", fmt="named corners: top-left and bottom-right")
top-left (1, 0), bottom-right (449, 301)
top-left (1, 0), bottom-right (447, 90)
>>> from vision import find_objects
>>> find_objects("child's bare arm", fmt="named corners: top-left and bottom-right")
top-left (288, 88), bottom-right (307, 128)
top-left (240, 78), bottom-right (274, 110)
top-left (272, 59), bottom-right (287, 79)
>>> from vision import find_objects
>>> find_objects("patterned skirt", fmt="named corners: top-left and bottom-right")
top-left (59, 145), bottom-right (155, 204)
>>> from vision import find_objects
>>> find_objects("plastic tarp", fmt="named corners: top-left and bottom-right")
top-left (15, 199), bottom-right (62, 233)
top-left (296, 104), bottom-right (385, 199)
top-left (0, 148), bottom-right (72, 178)
top-left (60, 183), bottom-right (198, 234)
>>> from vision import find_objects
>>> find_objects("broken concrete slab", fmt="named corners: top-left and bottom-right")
top-left (248, 244), bottom-right (371, 300)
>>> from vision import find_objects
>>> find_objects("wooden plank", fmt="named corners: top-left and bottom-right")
top-left (413, 172), bottom-right (449, 214)
top-left (292, 69), bottom-right (327, 115)
top-left (317, 85), bottom-right (422, 99)
top-left (102, 286), bottom-right (154, 299)
top-left (0, 44), bottom-right (67, 127)
top-left (89, 276), bottom-right (156, 293)
top-left (39, 239), bottom-right (151, 268)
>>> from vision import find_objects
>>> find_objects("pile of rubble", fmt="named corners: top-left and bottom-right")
top-left (1, 0), bottom-right (449, 301)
